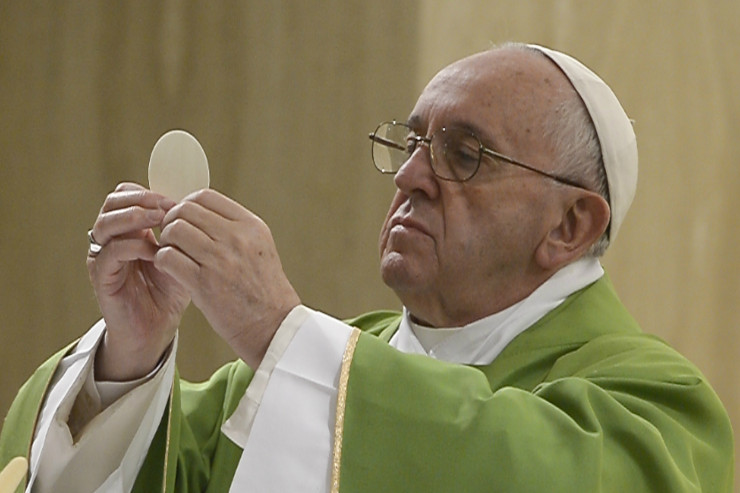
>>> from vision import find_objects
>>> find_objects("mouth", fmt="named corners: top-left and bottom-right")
top-left (390, 216), bottom-right (431, 236)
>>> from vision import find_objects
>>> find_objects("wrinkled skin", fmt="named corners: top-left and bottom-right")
top-left (88, 47), bottom-right (608, 380)
top-left (88, 183), bottom-right (299, 379)
top-left (378, 49), bottom-right (608, 327)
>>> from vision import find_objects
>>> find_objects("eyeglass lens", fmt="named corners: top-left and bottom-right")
top-left (371, 122), bottom-right (482, 181)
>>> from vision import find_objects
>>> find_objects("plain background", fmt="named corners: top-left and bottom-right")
top-left (1, 1), bottom-right (738, 487)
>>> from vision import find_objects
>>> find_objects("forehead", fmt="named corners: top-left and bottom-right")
top-left (409, 49), bottom-right (568, 147)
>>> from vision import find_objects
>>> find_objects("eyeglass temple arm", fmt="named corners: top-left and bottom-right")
top-left (481, 148), bottom-right (586, 190)
top-left (368, 133), bottom-right (406, 152)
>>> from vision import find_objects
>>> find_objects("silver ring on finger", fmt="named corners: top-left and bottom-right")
top-left (88, 229), bottom-right (104, 256)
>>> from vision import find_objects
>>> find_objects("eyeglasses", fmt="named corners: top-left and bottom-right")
top-left (368, 120), bottom-right (586, 188)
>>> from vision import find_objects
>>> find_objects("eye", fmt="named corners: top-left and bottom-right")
top-left (446, 138), bottom-right (479, 164)
top-left (452, 142), bottom-right (479, 161)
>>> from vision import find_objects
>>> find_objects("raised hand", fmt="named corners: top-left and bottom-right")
top-left (154, 189), bottom-right (300, 369)
top-left (87, 183), bottom-right (190, 381)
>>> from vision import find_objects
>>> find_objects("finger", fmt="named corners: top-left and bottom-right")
top-left (89, 237), bottom-right (157, 262)
top-left (159, 217), bottom-right (214, 263)
top-left (95, 227), bottom-right (157, 248)
top-left (114, 182), bottom-right (147, 192)
top-left (181, 189), bottom-right (250, 222)
top-left (93, 206), bottom-right (168, 246)
top-left (87, 238), bottom-right (160, 291)
top-left (162, 190), bottom-right (266, 246)
top-left (102, 189), bottom-right (176, 214)
top-left (153, 244), bottom-right (201, 293)
top-left (161, 199), bottom-right (229, 242)
top-left (92, 184), bottom-right (177, 245)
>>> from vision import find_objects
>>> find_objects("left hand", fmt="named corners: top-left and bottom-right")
top-left (154, 189), bottom-right (301, 368)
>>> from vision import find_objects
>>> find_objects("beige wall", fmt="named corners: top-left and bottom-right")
top-left (2, 1), bottom-right (738, 487)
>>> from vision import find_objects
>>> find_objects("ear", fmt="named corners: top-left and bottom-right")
top-left (534, 192), bottom-right (610, 270)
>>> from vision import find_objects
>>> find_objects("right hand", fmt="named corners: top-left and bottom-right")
top-left (87, 183), bottom-right (190, 381)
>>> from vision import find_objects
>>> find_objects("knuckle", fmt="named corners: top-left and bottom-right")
top-left (172, 217), bottom-right (189, 230)
top-left (155, 245), bottom-right (176, 264)
top-left (111, 206), bottom-right (143, 229)
top-left (96, 205), bottom-right (149, 239)
top-left (116, 182), bottom-right (144, 191)
top-left (102, 188), bottom-right (146, 213)
top-left (242, 214), bottom-right (269, 237)
top-left (129, 204), bottom-right (155, 225)
top-left (191, 188), bottom-right (212, 201)
top-left (101, 192), bottom-right (120, 212)
top-left (175, 216), bottom-right (191, 231)
top-left (177, 200), bottom-right (195, 215)
top-left (166, 200), bottom-right (191, 221)
top-left (161, 218), bottom-right (185, 242)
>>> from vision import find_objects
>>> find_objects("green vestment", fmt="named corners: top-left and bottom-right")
top-left (1, 276), bottom-right (734, 492)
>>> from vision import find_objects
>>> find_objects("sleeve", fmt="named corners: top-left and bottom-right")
top-left (28, 323), bottom-right (176, 493)
top-left (335, 333), bottom-right (734, 493)
top-left (221, 306), bottom-right (353, 492)
top-left (0, 320), bottom-right (176, 493)
top-left (130, 307), bottom-right (345, 493)
top-left (2, 308), bottom-right (346, 493)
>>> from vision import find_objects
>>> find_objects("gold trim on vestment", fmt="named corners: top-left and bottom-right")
top-left (331, 327), bottom-right (361, 493)
top-left (162, 377), bottom-right (175, 493)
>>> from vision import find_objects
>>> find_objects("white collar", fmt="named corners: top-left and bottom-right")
top-left (389, 257), bottom-right (604, 365)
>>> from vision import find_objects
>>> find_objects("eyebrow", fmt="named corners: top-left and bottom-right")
top-left (406, 114), bottom-right (501, 150)
top-left (405, 114), bottom-right (423, 131)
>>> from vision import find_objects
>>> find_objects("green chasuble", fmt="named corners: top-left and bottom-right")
top-left (0, 276), bottom-right (734, 492)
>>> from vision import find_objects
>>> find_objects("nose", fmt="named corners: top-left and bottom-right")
top-left (393, 142), bottom-right (440, 199)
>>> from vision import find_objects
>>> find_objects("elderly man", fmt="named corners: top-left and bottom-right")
top-left (0, 43), bottom-right (733, 492)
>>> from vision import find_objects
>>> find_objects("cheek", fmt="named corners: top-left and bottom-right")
top-left (458, 197), bottom-right (547, 271)
top-left (439, 191), bottom-right (522, 267)
top-left (438, 219), bottom-right (491, 275)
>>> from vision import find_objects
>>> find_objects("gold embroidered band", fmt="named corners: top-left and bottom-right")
top-left (162, 377), bottom-right (175, 493)
top-left (331, 327), bottom-right (362, 493)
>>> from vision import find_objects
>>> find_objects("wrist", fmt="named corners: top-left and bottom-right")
top-left (94, 329), bottom-right (173, 381)
top-left (230, 300), bottom-right (300, 369)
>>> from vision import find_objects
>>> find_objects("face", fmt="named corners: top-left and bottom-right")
top-left (378, 49), bottom-right (574, 327)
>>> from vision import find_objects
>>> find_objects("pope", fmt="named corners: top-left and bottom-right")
top-left (0, 42), bottom-right (733, 492)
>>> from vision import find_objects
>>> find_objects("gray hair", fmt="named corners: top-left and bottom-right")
top-left (499, 42), bottom-right (612, 257)
top-left (543, 88), bottom-right (611, 257)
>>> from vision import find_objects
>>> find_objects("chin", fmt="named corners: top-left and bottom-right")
top-left (380, 252), bottom-right (431, 293)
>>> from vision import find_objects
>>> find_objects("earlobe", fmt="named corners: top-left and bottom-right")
top-left (535, 193), bottom-right (610, 270)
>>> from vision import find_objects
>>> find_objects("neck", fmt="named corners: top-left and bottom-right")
top-left (404, 257), bottom-right (602, 329)
top-left (400, 268), bottom-right (557, 328)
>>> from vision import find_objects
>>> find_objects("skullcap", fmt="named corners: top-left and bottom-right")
top-left (527, 44), bottom-right (638, 242)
